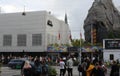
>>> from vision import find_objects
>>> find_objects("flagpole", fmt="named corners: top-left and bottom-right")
top-left (58, 31), bottom-right (60, 58)
top-left (58, 31), bottom-right (60, 45)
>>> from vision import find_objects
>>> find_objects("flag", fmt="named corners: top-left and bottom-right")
top-left (69, 31), bottom-right (72, 40)
top-left (80, 32), bottom-right (82, 39)
top-left (58, 32), bottom-right (60, 40)
top-left (69, 33), bottom-right (72, 40)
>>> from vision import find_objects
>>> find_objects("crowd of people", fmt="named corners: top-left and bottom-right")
top-left (0, 55), bottom-right (54, 76)
top-left (59, 56), bottom-right (120, 76)
top-left (59, 56), bottom-right (74, 76)
top-left (21, 56), bottom-right (49, 76)
top-left (0, 54), bottom-right (120, 76)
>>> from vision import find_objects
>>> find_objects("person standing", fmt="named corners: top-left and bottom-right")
top-left (34, 57), bottom-right (42, 76)
top-left (110, 60), bottom-right (119, 76)
top-left (66, 57), bottom-right (73, 76)
top-left (86, 62), bottom-right (94, 76)
top-left (81, 59), bottom-right (87, 76)
top-left (41, 60), bottom-right (48, 76)
top-left (59, 58), bottom-right (66, 76)
top-left (90, 62), bottom-right (105, 76)
top-left (22, 60), bottom-right (32, 76)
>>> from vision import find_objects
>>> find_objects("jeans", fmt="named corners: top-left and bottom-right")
top-left (60, 69), bottom-right (66, 76)
top-left (67, 68), bottom-right (73, 76)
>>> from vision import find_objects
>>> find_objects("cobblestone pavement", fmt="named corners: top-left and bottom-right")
top-left (1, 66), bottom-right (111, 76)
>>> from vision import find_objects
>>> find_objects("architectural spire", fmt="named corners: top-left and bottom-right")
top-left (22, 5), bottom-right (26, 16)
top-left (64, 13), bottom-right (68, 24)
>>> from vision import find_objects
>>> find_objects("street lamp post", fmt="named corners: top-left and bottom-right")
top-left (78, 32), bottom-right (82, 76)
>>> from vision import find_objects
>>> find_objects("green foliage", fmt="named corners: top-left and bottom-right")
top-left (48, 66), bottom-right (57, 75)
top-left (71, 39), bottom-right (103, 47)
top-left (54, 43), bottom-right (59, 47)
top-left (83, 42), bottom-right (92, 46)
top-left (71, 39), bottom-right (84, 47)
top-left (48, 43), bottom-right (70, 47)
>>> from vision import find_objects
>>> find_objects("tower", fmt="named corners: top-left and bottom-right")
top-left (64, 13), bottom-right (68, 24)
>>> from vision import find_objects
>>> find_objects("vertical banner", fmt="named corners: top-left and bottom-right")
top-left (80, 32), bottom-right (82, 39)
top-left (58, 32), bottom-right (60, 40)
top-left (69, 31), bottom-right (72, 41)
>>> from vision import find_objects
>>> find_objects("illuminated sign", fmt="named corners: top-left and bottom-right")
top-left (104, 39), bottom-right (120, 49)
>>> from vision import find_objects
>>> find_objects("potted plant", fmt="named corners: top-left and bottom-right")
top-left (48, 66), bottom-right (57, 76)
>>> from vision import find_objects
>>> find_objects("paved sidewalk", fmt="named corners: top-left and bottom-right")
top-left (53, 66), bottom-right (79, 76)
top-left (53, 66), bottom-right (111, 76)
top-left (1, 66), bottom-right (111, 76)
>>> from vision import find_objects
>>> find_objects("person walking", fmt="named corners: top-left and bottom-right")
top-left (59, 58), bottom-right (66, 76)
top-left (110, 60), bottom-right (119, 76)
top-left (90, 62), bottom-right (105, 76)
top-left (66, 57), bottom-right (74, 76)
top-left (22, 60), bottom-right (32, 76)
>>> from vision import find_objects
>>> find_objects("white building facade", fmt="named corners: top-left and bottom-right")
top-left (103, 39), bottom-right (120, 62)
top-left (0, 11), bottom-right (70, 52)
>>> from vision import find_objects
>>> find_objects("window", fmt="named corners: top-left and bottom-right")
top-left (110, 54), bottom-right (114, 60)
top-left (3, 35), bottom-right (12, 46)
top-left (17, 34), bottom-right (26, 46)
top-left (47, 20), bottom-right (53, 27)
top-left (32, 34), bottom-right (42, 46)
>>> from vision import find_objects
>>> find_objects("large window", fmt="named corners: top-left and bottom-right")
top-left (17, 34), bottom-right (26, 46)
top-left (32, 34), bottom-right (42, 46)
top-left (3, 35), bottom-right (12, 46)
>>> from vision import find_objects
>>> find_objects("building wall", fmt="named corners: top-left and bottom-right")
top-left (0, 11), bottom-right (70, 52)
top-left (45, 13), bottom-right (70, 46)
top-left (103, 39), bottom-right (120, 62)
top-left (0, 11), bottom-right (47, 52)
top-left (103, 50), bottom-right (120, 62)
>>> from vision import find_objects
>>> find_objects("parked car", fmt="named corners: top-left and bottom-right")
top-left (8, 58), bottom-right (26, 69)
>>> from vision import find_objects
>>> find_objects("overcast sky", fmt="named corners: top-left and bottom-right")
top-left (0, 0), bottom-right (120, 39)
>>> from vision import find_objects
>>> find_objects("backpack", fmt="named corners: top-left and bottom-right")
top-left (78, 64), bottom-right (83, 72)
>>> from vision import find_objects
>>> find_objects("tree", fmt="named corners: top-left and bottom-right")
top-left (71, 39), bottom-right (84, 47)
